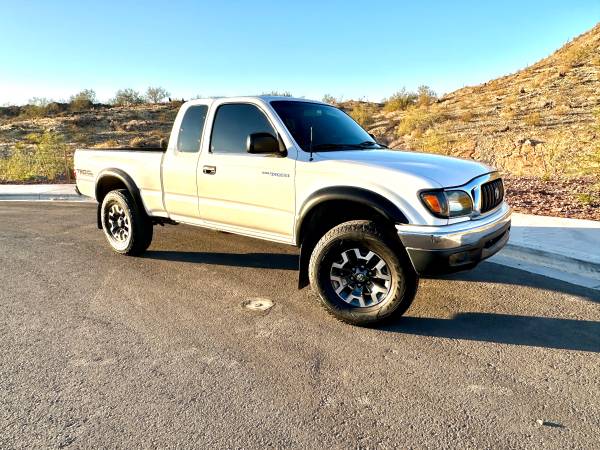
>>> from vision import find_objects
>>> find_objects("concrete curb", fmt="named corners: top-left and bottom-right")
top-left (489, 213), bottom-right (600, 291)
top-left (491, 245), bottom-right (600, 291)
top-left (0, 184), bottom-right (93, 202)
top-left (0, 193), bottom-right (92, 202)
top-left (0, 194), bottom-right (93, 202)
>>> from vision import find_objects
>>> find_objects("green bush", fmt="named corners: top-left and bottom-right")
top-left (0, 132), bottom-right (69, 182)
top-left (349, 103), bottom-right (374, 127)
top-left (145, 86), bottom-right (170, 103)
top-left (383, 88), bottom-right (417, 112)
top-left (111, 88), bottom-right (145, 106)
top-left (321, 94), bottom-right (339, 105)
top-left (417, 85), bottom-right (437, 107)
top-left (19, 98), bottom-right (59, 118)
top-left (70, 89), bottom-right (97, 112)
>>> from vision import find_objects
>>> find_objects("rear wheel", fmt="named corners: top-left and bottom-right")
top-left (309, 220), bottom-right (418, 325)
top-left (101, 189), bottom-right (153, 255)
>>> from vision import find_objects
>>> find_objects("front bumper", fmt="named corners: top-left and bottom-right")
top-left (396, 203), bottom-right (511, 276)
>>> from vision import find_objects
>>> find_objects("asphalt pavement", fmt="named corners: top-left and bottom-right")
top-left (1, 202), bottom-right (599, 448)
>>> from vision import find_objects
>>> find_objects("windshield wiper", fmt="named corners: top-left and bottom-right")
top-left (311, 143), bottom-right (366, 151)
top-left (311, 141), bottom-right (388, 151)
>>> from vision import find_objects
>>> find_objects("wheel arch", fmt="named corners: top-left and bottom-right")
top-left (95, 169), bottom-right (145, 229)
top-left (296, 186), bottom-right (409, 289)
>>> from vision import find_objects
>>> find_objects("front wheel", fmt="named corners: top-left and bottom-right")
top-left (101, 189), bottom-right (153, 255)
top-left (308, 220), bottom-right (418, 326)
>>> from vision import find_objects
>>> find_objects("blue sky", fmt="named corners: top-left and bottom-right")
top-left (1, 0), bottom-right (599, 105)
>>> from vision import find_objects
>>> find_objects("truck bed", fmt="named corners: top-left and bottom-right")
top-left (74, 147), bottom-right (167, 216)
top-left (76, 147), bottom-right (166, 152)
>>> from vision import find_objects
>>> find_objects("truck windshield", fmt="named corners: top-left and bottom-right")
top-left (270, 101), bottom-right (384, 152)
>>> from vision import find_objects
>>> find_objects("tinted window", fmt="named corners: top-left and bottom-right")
top-left (210, 104), bottom-right (275, 154)
top-left (271, 101), bottom-right (375, 151)
top-left (177, 105), bottom-right (208, 153)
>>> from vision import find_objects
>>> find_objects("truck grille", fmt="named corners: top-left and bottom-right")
top-left (480, 178), bottom-right (504, 213)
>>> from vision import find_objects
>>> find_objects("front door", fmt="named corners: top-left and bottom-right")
top-left (197, 102), bottom-right (296, 242)
top-left (162, 103), bottom-right (208, 221)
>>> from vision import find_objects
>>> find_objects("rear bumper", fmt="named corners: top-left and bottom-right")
top-left (396, 203), bottom-right (511, 276)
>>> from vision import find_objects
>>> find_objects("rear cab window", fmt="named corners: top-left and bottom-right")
top-left (177, 105), bottom-right (208, 153)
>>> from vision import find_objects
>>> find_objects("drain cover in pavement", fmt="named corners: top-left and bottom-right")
top-left (243, 298), bottom-right (274, 311)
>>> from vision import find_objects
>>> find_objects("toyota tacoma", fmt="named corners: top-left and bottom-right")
top-left (75, 96), bottom-right (511, 325)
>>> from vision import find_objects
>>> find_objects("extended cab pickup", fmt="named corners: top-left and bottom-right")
top-left (75, 96), bottom-right (511, 325)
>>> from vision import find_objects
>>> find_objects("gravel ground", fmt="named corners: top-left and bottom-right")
top-left (505, 176), bottom-right (600, 221)
top-left (0, 202), bottom-right (599, 448)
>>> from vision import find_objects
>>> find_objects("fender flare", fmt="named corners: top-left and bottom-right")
top-left (296, 186), bottom-right (407, 244)
top-left (94, 169), bottom-right (145, 229)
top-left (296, 186), bottom-right (408, 289)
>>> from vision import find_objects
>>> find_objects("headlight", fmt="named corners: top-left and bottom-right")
top-left (420, 190), bottom-right (473, 218)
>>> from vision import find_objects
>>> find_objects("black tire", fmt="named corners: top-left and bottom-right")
top-left (308, 220), bottom-right (418, 326)
top-left (100, 189), bottom-right (153, 255)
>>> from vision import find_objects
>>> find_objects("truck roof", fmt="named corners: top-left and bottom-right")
top-left (183, 96), bottom-right (325, 106)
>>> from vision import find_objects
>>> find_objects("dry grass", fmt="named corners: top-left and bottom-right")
top-left (524, 112), bottom-right (542, 127)
top-left (396, 107), bottom-right (444, 137)
top-left (93, 140), bottom-right (120, 148)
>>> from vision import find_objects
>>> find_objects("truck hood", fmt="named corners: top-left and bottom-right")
top-left (314, 149), bottom-right (493, 188)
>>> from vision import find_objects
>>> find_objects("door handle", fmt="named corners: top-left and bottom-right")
top-left (203, 165), bottom-right (216, 175)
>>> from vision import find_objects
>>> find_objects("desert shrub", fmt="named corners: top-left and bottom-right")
top-left (500, 108), bottom-right (517, 120)
top-left (70, 89), bottom-right (96, 112)
top-left (383, 88), bottom-right (417, 112)
top-left (416, 128), bottom-right (450, 154)
top-left (111, 88), bottom-right (144, 106)
top-left (524, 112), bottom-right (542, 127)
top-left (572, 110), bottom-right (600, 202)
top-left (18, 98), bottom-right (59, 118)
top-left (262, 90), bottom-right (292, 97)
top-left (563, 44), bottom-right (591, 68)
top-left (396, 107), bottom-right (444, 137)
top-left (29, 97), bottom-right (51, 108)
top-left (159, 108), bottom-right (178, 123)
top-left (459, 110), bottom-right (474, 122)
top-left (349, 103), bottom-right (374, 127)
top-left (129, 136), bottom-right (149, 147)
top-left (93, 140), bottom-right (120, 149)
top-left (417, 85), bottom-right (437, 107)
top-left (0, 132), bottom-right (69, 182)
top-left (146, 86), bottom-right (170, 103)
top-left (322, 94), bottom-right (339, 105)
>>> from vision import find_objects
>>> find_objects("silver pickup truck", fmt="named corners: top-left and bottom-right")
top-left (75, 96), bottom-right (511, 325)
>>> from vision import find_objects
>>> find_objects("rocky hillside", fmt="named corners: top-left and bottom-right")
top-left (1, 24), bottom-right (599, 218)
top-left (363, 23), bottom-right (600, 178)
top-left (0, 103), bottom-right (179, 158)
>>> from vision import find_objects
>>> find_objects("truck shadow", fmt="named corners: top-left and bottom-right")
top-left (437, 261), bottom-right (600, 305)
top-left (383, 262), bottom-right (600, 352)
top-left (381, 313), bottom-right (600, 353)
top-left (142, 250), bottom-right (298, 270)
top-left (143, 250), bottom-right (600, 352)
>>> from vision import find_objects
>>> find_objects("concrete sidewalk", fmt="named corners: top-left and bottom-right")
top-left (1, 184), bottom-right (599, 290)
top-left (491, 213), bottom-right (600, 290)
top-left (0, 184), bottom-right (90, 202)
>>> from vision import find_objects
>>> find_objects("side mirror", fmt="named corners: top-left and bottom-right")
top-left (247, 133), bottom-right (282, 154)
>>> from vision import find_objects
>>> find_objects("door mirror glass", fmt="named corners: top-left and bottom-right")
top-left (246, 132), bottom-right (280, 154)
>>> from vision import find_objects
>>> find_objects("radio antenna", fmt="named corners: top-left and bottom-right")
top-left (309, 126), bottom-right (314, 162)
